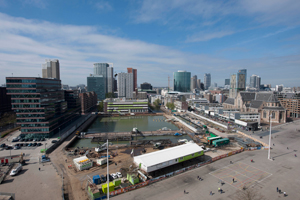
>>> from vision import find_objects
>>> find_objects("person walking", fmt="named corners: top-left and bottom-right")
top-left (184, 190), bottom-right (186, 194)
top-left (287, 147), bottom-right (289, 150)
top-left (277, 187), bottom-right (278, 192)
top-left (210, 191), bottom-right (212, 195)
top-left (233, 178), bottom-right (235, 183)
top-left (284, 192), bottom-right (286, 196)
top-left (218, 188), bottom-right (220, 193)
top-left (39, 167), bottom-right (40, 171)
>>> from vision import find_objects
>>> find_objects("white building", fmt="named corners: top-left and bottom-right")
top-left (118, 72), bottom-right (133, 98)
top-left (73, 156), bottom-right (93, 171)
top-left (133, 143), bottom-right (204, 173)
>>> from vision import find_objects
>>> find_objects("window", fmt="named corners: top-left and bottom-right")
top-left (263, 111), bottom-right (266, 118)
top-left (180, 157), bottom-right (183, 160)
top-left (272, 112), bottom-right (275, 119)
top-left (175, 159), bottom-right (178, 162)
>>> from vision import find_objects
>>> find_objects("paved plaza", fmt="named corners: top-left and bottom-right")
top-left (114, 120), bottom-right (300, 200)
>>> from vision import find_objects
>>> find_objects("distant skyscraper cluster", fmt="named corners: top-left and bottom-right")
top-left (250, 74), bottom-right (261, 89)
top-left (42, 59), bottom-right (60, 79)
top-left (230, 69), bottom-right (247, 98)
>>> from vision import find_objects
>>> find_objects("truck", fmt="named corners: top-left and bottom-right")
top-left (212, 138), bottom-right (230, 147)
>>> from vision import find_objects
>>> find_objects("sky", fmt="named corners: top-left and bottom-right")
top-left (0, 0), bottom-right (300, 87)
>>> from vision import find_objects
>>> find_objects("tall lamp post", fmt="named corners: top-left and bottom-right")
top-left (268, 114), bottom-right (272, 160)
top-left (59, 127), bottom-right (61, 139)
top-left (45, 143), bottom-right (47, 156)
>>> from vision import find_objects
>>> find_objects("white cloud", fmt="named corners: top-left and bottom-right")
top-left (186, 30), bottom-right (235, 42)
top-left (0, 12), bottom-right (299, 87)
top-left (95, 1), bottom-right (113, 11)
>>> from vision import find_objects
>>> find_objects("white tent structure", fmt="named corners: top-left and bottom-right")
top-left (134, 143), bottom-right (203, 173)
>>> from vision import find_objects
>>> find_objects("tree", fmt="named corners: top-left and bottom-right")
top-left (153, 99), bottom-right (161, 110)
top-left (233, 187), bottom-right (266, 200)
top-left (105, 92), bottom-right (114, 98)
top-left (166, 102), bottom-right (175, 110)
top-left (98, 101), bottom-right (104, 112)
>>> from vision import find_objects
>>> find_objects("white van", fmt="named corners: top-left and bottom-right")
top-left (10, 164), bottom-right (22, 176)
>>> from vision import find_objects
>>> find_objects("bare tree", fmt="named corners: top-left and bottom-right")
top-left (233, 187), bottom-right (266, 200)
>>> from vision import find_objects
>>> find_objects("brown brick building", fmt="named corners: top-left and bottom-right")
top-left (277, 93), bottom-right (300, 118)
top-left (79, 92), bottom-right (97, 114)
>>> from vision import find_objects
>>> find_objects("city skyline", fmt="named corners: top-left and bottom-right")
top-left (0, 1), bottom-right (300, 87)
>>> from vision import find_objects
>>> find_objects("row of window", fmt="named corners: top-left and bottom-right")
top-left (7, 79), bottom-right (60, 84)
top-left (17, 114), bottom-right (45, 118)
top-left (21, 123), bottom-right (48, 127)
top-left (21, 128), bottom-right (49, 132)
top-left (12, 104), bottom-right (42, 108)
top-left (12, 99), bottom-right (40, 103)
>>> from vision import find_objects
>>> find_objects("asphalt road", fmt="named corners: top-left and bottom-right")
top-left (113, 120), bottom-right (300, 200)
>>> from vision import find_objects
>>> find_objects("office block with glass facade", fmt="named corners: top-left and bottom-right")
top-left (6, 77), bottom-right (80, 138)
top-left (173, 70), bottom-right (191, 92)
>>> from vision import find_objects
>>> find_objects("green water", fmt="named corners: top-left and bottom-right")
top-left (69, 135), bottom-right (192, 148)
top-left (85, 115), bottom-right (179, 133)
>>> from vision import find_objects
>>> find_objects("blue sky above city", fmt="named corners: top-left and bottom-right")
top-left (0, 0), bottom-right (300, 87)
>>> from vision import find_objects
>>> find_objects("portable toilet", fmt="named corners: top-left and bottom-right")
top-left (102, 182), bottom-right (114, 194)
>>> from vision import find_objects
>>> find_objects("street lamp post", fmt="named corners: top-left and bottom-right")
top-left (59, 128), bottom-right (61, 139)
top-left (45, 143), bottom-right (47, 156)
top-left (268, 115), bottom-right (272, 160)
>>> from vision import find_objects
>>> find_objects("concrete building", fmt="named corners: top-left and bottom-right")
top-left (196, 79), bottom-right (201, 90)
top-left (93, 63), bottom-right (114, 94)
top-left (87, 75), bottom-right (105, 101)
top-left (6, 77), bottom-right (79, 137)
top-left (204, 73), bottom-right (211, 90)
top-left (140, 82), bottom-right (152, 90)
top-left (277, 93), bottom-right (300, 118)
top-left (190, 75), bottom-right (197, 91)
top-left (118, 73), bottom-right (133, 98)
top-left (127, 68), bottom-right (137, 91)
top-left (107, 65), bottom-right (114, 93)
top-left (229, 70), bottom-right (246, 98)
top-left (174, 101), bottom-right (188, 112)
top-left (173, 70), bottom-right (191, 92)
top-left (0, 87), bottom-right (12, 114)
top-left (103, 99), bottom-right (148, 114)
top-left (42, 59), bottom-right (60, 80)
top-left (133, 143), bottom-right (204, 173)
top-left (79, 91), bottom-right (97, 114)
top-left (276, 85), bottom-right (283, 92)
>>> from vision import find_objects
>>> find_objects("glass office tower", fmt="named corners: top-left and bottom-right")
top-left (173, 70), bottom-right (191, 92)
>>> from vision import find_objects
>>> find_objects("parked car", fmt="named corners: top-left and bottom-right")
top-left (5, 146), bottom-right (13, 150)
top-left (10, 164), bottom-right (22, 176)
top-left (19, 138), bottom-right (25, 142)
top-left (28, 143), bottom-right (33, 147)
top-left (51, 140), bottom-right (58, 143)
top-left (116, 172), bottom-right (122, 178)
top-left (0, 143), bottom-right (6, 148)
top-left (33, 143), bottom-right (37, 146)
top-left (28, 138), bottom-right (33, 141)
top-left (106, 174), bottom-right (114, 182)
top-left (19, 143), bottom-right (24, 147)
top-left (111, 173), bottom-right (118, 180)
top-left (41, 138), bottom-right (45, 141)
top-left (100, 175), bottom-right (106, 182)
top-left (14, 146), bottom-right (21, 150)
top-left (33, 138), bottom-right (37, 142)
top-left (37, 143), bottom-right (42, 146)
top-left (12, 138), bottom-right (19, 142)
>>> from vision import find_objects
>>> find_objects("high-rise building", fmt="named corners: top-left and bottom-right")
top-left (93, 63), bottom-right (114, 94)
top-left (6, 77), bottom-right (79, 137)
top-left (197, 79), bottom-right (201, 90)
top-left (204, 73), bottom-right (211, 90)
top-left (42, 59), bottom-right (60, 80)
top-left (250, 74), bottom-right (261, 88)
top-left (118, 73), bottom-right (133, 98)
top-left (229, 69), bottom-right (247, 98)
top-left (225, 79), bottom-right (230, 86)
top-left (190, 75), bottom-right (197, 91)
top-left (87, 75), bottom-right (106, 101)
top-left (173, 70), bottom-right (191, 92)
top-left (0, 87), bottom-right (12, 114)
top-left (127, 68), bottom-right (137, 91)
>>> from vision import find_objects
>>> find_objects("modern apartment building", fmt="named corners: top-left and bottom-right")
top-left (127, 68), bottom-right (137, 91)
top-left (190, 75), bottom-right (197, 91)
top-left (118, 72), bottom-right (133, 98)
top-left (6, 77), bottom-right (79, 138)
top-left (79, 91), bottom-right (97, 114)
top-left (87, 75), bottom-right (105, 101)
top-left (103, 98), bottom-right (148, 114)
top-left (204, 73), bottom-right (211, 90)
top-left (140, 82), bottom-right (152, 90)
top-left (42, 59), bottom-right (60, 80)
top-left (173, 70), bottom-right (191, 92)
top-left (64, 90), bottom-right (81, 109)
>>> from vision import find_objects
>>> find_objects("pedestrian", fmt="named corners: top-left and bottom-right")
top-left (233, 178), bottom-right (235, 183)
top-left (39, 167), bottom-right (40, 171)
top-left (277, 187), bottom-right (278, 192)
top-left (273, 143), bottom-right (275, 146)
top-left (197, 176), bottom-right (199, 179)
top-left (295, 154), bottom-right (297, 157)
top-left (284, 192), bottom-right (286, 196)
top-left (184, 190), bottom-right (185, 194)
top-left (220, 189), bottom-right (223, 193)
top-left (218, 188), bottom-right (220, 193)
top-left (210, 191), bottom-right (212, 195)
top-left (287, 147), bottom-right (289, 150)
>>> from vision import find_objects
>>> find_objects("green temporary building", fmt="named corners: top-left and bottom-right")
top-left (102, 182), bottom-right (115, 194)
top-left (212, 138), bottom-right (230, 147)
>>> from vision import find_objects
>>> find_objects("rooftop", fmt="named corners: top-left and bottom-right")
top-left (134, 143), bottom-right (203, 167)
